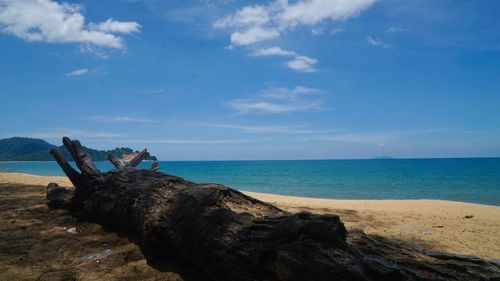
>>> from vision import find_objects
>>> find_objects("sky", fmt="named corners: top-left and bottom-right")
top-left (0, 0), bottom-right (499, 160)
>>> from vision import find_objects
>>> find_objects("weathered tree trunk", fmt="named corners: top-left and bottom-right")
top-left (47, 137), bottom-right (500, 281)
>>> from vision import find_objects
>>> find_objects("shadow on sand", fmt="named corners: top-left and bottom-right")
top-left (1, 183), bottom-right (498, 281)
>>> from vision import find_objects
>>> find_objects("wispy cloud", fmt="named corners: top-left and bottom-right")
top-left (225, 86), bottom-right (325, 114)
top-left (330, 28), bottom-right (344, 35)
top-left (386, 27), bottom-right (408, 33)
top-left (251, 47), bottom-right (297, 57)
top-left (65, 68), bottom-right (89, 76)
top-left (301, 128), bottom-right (455, 143)
top-left (366, 35), bottom-right (391, 48)
top-left (225, 101), bottom-right (322, 114)
top-left (251, 47), bottom-right (318, 72)
top-left (205, 123), bottom-right (335, 134)
top-left (86, 115), bottom-right (156, 123)
top-left (307, 133), bottom-right (400, 143)
top-left (0, 0), bottom-right (140, 49)
top-left (260, 86), bottom-right (322, 98)
top-left (311, 28), bottom-right (324, 36)
top-left (108, 138), bottom-right (267, 145)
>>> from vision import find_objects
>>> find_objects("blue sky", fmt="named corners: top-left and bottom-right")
top-left (0, 0), bottom-right (499, 160)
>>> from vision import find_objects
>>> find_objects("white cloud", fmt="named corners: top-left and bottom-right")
top-left (0, 0), bottom-right (140, 49)
top-left (226, 101), bottom-right (321, 114)
top-left (251, 47), bottom-right (318, 72)
top-left (230, 27), bottom-right (280, 46)
top-left (214, 0), bottom-right (375, 46)
top-left (366, 35), bottom-right (390, 48)
top-left (279, 0), bottom-right (374, 26)
top-left (86, 115), bottom-right (156, 123)
top-left (225, 86), bottom-right (324, 114)
top-left (285, 55), bottom-right (318, 72)
top-left (215, 0), bottom-right (374, 72)
top-left (251, 46), bottom-right (296, 57)
top-left (65, 68), bottom-right (88, 76)
top-left (90, 18), bottom-right (141, 34)
top-left (214, 5), bottom-right (270, 29)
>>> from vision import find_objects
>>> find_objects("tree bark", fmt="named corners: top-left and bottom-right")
top-left (124, 148), bottom-right (149, 168)
top-left (47, 137), bottom-right (500, 281)
top-left (107, 153), bottom-right (124, 170)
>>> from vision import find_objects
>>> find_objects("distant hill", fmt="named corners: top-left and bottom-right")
top-left (0, 137), bottom-right (157, 161)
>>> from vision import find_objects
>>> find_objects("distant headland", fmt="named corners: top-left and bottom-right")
top-left (0, 137), bottom-right (157, 161)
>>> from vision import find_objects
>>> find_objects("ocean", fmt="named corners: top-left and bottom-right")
top-left (1, 158), bottom-right (499, 206)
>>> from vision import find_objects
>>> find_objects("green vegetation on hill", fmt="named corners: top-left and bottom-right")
top-left (0, 137), bottom-right (157, 161)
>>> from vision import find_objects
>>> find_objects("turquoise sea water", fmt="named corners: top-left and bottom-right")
top-left (1, 158), bottom-right (499, 206)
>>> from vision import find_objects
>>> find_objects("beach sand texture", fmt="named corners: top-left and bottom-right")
top-left (1, 172), bottom-right (499, 280)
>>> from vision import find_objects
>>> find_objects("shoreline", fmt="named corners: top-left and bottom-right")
top-left (1, 171), bottom-right (499, 260)
top-left (0, 170), bottom-right (497, 207)
top-left (2, 158), bottom-right (499, 207)
top-left (243, 190), bottom-right (499, 208)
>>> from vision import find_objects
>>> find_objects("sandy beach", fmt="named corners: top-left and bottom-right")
top-left (1, 171), bottom-right (499, 280)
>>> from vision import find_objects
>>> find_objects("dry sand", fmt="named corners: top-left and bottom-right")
top-left (245, 192), bottom-right (500, 260)
top-left (1, 172), bottom-right (499, 280)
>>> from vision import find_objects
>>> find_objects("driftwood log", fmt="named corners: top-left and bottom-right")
top-left (47, 137), bottom-right (500, 281)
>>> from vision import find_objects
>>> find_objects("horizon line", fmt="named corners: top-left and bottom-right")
top-left (2, 156), bottom-right (500, 163)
